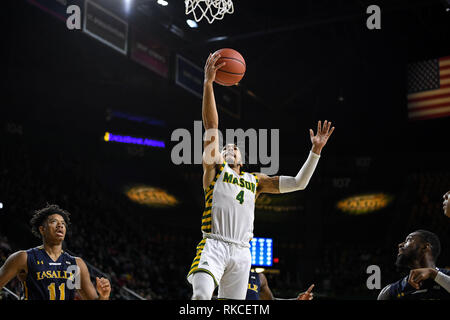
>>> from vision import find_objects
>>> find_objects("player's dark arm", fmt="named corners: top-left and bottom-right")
top-left (202, 53), bottom-right (225, 188)
top-left (255, 121), bottom-right (334, 196)
top-left (0, 251), bottom-right (27, 290)
top-left (258, 273), bottom-right (314, 300)
top-left (258, 273), bottom-right (275, 300)
top-left (75, 257), bottom-right (110, 300)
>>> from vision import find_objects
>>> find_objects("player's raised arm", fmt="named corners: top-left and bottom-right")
top-left (255, 120), bottom-right (335, 196)
top-left (0, 251), bottom-right (27, 290)
top-left (202, 53), bottom-right (226, 189)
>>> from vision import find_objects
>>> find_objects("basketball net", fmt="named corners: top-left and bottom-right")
top-left (185, 0), bottom-right (234, 24)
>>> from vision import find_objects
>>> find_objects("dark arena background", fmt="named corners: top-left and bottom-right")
top-left (1, 0), bottom-right (450, 306)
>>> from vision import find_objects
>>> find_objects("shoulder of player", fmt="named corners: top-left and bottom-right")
top-left (250, 172), bottom-right (265, 183)
top-left (74, 256), bottom-right (86, 265)
top-left (11, 250), bottom-right (28, 261)
top-left (252, 172), bottom-right (265, 178)
top-left (258, 272), bottom-right (268, 286)
top-left (3, 250), bottom-right (28, 270)
top-left (378, 275), bottom-right (411, 300)
top-left (377, 283), bottom-right (393, 300)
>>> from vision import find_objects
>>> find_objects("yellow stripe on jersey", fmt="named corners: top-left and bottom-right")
top-left (187, 239), bottom-right (218, 286)
top-left (252, 173), bottom-right (259, 201)
top-left (204, 161), bottom-right (226, 193)
top-left (252, 173), bottom-right (259, 188)
top-left (188, 239), bottom-right (206, 274)
top-left (201, 162), bottom-right (225, 233)
top-left (23, 281), bottom-right (28, 300)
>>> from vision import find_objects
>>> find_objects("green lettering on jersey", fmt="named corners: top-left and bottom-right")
top-left (223, 172), bottom-right (233, 183)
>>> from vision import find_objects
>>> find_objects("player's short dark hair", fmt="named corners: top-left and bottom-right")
top-left (414, 230), bottom-right (441, 262)
top-left (30, 204), bottom-right (71, 238)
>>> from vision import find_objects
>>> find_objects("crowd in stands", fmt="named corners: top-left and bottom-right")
top-left (1, 138), bottom-right (448, 300)
top-left (0, 140), bottom-right (196, 300)
top-left (0, 235), bottom-right (22, 300)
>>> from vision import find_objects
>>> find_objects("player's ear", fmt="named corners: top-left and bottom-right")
top-left (39, 225), bottom-right (45, 237)
top-left (422, 243), bottom-right (432, 254)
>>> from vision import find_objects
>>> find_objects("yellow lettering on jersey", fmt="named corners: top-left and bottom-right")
top-left (248, 283), bottom-right (258, 292)
top-left (37, 270), bottom-right (72, 280)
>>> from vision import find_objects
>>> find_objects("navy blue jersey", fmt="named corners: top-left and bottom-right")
top-left (21, 246), bottom-right (78, 300)
top-left (246, 271), bottom-right (261, 300)
top-left (384, 268), bottom-right (450, 300)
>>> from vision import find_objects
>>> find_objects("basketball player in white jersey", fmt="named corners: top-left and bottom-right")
top-left (187, 52), bottom-right (335, 300)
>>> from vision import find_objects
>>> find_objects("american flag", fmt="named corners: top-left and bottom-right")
top-left (407, 56), bottom-right (450, 120)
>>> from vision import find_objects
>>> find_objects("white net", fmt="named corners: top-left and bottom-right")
top-left (185, 0), bottom-right (234, 24)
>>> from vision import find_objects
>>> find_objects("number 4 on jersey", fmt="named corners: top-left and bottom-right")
top-left (236, 190), bottom-right (244, 204)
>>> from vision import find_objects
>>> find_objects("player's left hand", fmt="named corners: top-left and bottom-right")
top-left (96, 277), bottom-right (111, 299)
top-left (297, 284), bottom-right (314, 300)
top-left (310, 120), bottom-right (335, 155)
top-left (408, 268), bottom-right (438, 290)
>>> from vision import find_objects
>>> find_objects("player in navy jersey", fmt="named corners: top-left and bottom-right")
top-left (378, 230), bottom-right (450, 300)
top-left (246, 270), bottom-right (314, 300)
top-left (0, 204), bottom-right (111, 300)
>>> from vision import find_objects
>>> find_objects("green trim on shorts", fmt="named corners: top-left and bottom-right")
top-left (188, 268), bottom-right (218, 287)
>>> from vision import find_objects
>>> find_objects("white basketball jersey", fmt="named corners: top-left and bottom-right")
top-left (201, 161), bottom-right (259, 246)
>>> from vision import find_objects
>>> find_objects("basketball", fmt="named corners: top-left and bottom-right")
top-left (213, 48), bottom-right (246, 86)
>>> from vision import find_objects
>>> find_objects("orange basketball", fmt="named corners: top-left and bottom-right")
top-left (213, 48), bottom-right (246, 86)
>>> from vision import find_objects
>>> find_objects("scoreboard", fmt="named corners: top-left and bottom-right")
top-left (250, 237), bottom-right (273, 267)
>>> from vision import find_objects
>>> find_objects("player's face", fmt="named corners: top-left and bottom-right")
top-left (221, 144), bottom-right (242, 166)
top-left (443, 191), bottom-right (450, 217)
top-left (395, 232), bottom-right (422, 268)
top-left (41, 214), bottom-right (67, 242)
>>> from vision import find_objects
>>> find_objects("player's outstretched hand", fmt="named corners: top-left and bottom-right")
top-left (204, 52), bottom-right (226, 85)
top-left (309, 120), bottom-right (335, 155)
top-left (96, 277), bottom-right (111, 300)
top-left (297, 284), bottom-right (314, 300)
top-left (408, 268), bottom-right (438, 290)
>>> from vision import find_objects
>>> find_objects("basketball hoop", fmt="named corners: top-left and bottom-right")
top-left (185, 0), bottom-right (234, 24)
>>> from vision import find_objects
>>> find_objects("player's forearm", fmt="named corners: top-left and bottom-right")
top-left (202, 82), bottom-right (219, 129)
top-left (278, 151), bottom-right (320, 193)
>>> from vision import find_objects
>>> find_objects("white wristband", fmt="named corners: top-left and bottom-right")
top-left (279, 151), bottom-right (320, 193)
